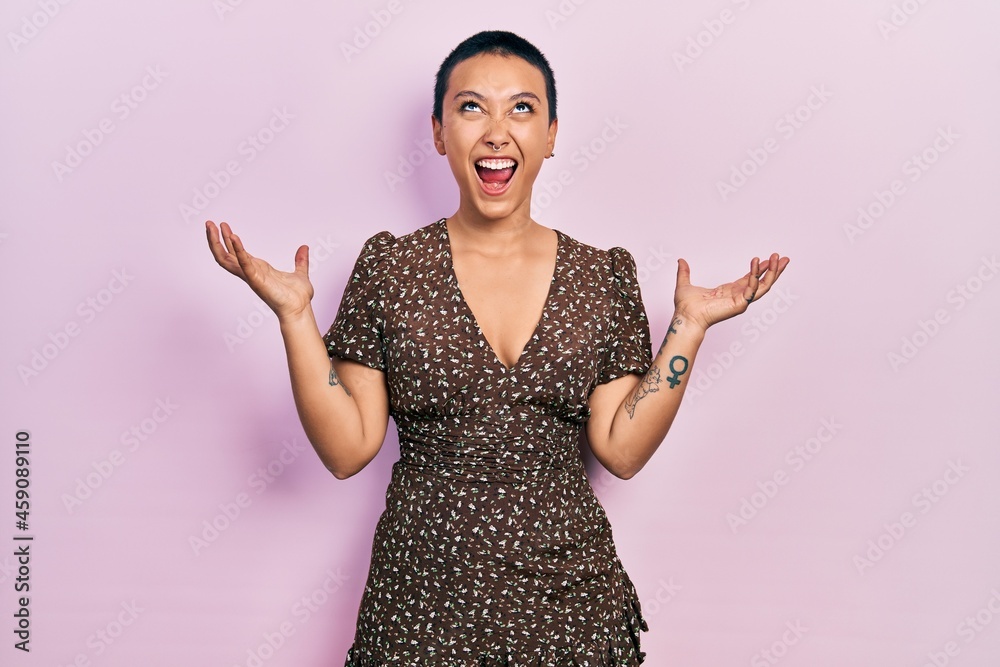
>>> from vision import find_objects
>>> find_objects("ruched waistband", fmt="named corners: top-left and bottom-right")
top-left (394, 436), bottom-right (585, 484)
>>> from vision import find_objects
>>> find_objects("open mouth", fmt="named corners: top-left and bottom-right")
top-left (475, 158), bottom-right (517, 193)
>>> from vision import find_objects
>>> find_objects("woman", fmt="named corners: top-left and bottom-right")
top-left (206, 30), bottom-right (788, 666)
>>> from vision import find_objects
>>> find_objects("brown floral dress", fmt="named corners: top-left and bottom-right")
top-left (324, 218), bottom-right (652, 666)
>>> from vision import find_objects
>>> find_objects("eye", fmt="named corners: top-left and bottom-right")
top-left (460, 100), bottom-right (482, 112)
top-left (512, 101), bottom-right (535, 113)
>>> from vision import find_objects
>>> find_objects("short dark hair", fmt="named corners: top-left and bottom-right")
top-left (433, 30), bottom-right (557, 125)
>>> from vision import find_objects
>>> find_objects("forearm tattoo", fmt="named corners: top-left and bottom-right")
top-left (657, 317), bottom-right (682, 357)
top-left (626, 318), bottom-right (688, 419)
top-left (665, 355), bottom-right (689, 388)
top-left (625, 365), bottom-right (660, 418)
top-left (329, 360), bottom-right (352, 396)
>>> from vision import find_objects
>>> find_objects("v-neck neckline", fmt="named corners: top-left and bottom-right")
top-left (439, 218), bottom-right (562, 374)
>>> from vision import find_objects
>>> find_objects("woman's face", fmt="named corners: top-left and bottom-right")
top-left (432, 52), bottom-right (557, 223)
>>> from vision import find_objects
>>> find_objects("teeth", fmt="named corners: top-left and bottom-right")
top-left (475, 158), bottom-right (516, 170)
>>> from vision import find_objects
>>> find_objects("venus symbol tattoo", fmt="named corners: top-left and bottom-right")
top-left (625, 365), bottom-right (661, 418)
top-left (665, 355), bottom-right (689, 389)
top-left (329, 360), bottom-right (352, 396)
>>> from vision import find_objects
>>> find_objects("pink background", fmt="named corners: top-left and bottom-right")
top-left (2, 1), bottom-right (999, 665)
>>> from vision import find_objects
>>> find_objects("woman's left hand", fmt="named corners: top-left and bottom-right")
top-left (673, 253), bottom-right (790, 333)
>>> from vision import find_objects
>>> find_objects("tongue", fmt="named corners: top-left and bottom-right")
top-left (477, 166), bottom-right (514, 184)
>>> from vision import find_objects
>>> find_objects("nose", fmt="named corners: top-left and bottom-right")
top-left (483, 116), bottom-right (510, 151)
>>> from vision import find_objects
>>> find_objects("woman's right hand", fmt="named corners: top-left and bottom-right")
top-left (205, 220), bottom-right (314, 322)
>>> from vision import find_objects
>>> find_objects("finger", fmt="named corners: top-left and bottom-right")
top-left (740, 257), bottom-right (760, 283)
top-left (230, 231), bottom-right (253, 268)
top-left (761, 256), bottom-right (790, 292)
top-left (205, 221), bottom-right (225, 261)
top-left (752, 254), bottom-right (788, 301)
top-left (773, 255), bottom-right (790, 280)
top-left (224, 229), bottom-right (251, 274)
top-left (295, 244), bottom-right (309, 277)
top-left (761, 253), bottom-right (780, 284)
top-left (759, 254), bottom-right (778, 296)
top-left (676, 258), bottom-right (691, 288)
top-left (221, 221), bottom-right (237, 256)
top-left (206, 220), bottom-right (240, 272)
top-left (744, 257), bottom-right (760, 303)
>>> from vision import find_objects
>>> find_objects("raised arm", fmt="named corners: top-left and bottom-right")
top-left (205, 220), bottom-right (389, 479)
top-left (587, 253), bottom-right (790, 479)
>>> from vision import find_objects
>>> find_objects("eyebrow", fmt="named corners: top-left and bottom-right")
top-left (452, 90), bottom-right (542, 104)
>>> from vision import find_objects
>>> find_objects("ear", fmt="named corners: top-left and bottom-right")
top-left (431, 113), bottom-right (446, 156)
top-left (546, 118), bottom-right (558, 156)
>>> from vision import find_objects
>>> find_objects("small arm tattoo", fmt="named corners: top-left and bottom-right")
top-left (665, 355), bottom-right (689, 389)
top-left (657, 317), bottom-right (682, 357)
top-left (329, 360), bottom-right (352, 396)
top-left (625, 365), bottom-right (661, 418)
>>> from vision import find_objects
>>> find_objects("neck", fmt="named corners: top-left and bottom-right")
top-left (447, 203), bottom-right (538, 254)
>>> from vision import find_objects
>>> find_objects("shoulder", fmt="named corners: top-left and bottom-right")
top-left (357, 229), bottom-right (396, 259)
top-left (354, 218), bottom-right (449, 268)
top-left (557, 229), bottom-right (639, 283)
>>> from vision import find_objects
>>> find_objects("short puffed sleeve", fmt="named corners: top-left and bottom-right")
top-left (596, 246), bottom-right (653, 385)
top-left (322, 230), bottom-right (396, 372)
